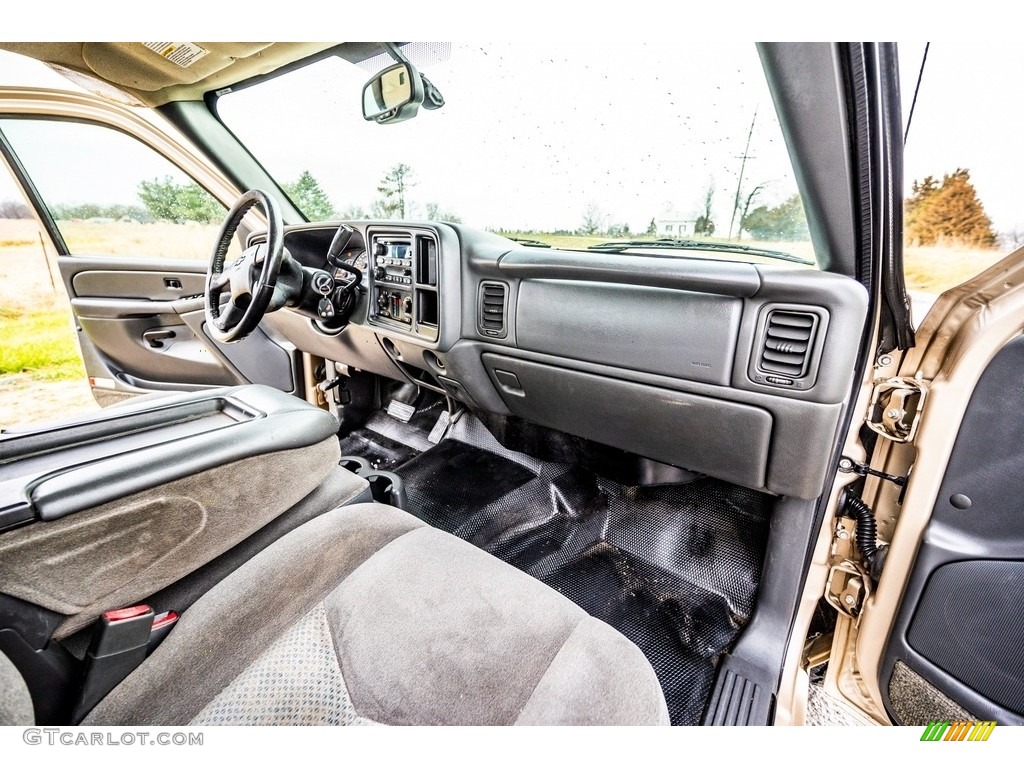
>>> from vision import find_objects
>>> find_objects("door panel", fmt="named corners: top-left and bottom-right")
top-left (879, 334), bottom-right (1024, 725)
top-left (72, 269), bottom-right (206, 300)
top-left (58, 256), bottom-right (299, 398)
top-left (0, 97), bottom-right (297, 403)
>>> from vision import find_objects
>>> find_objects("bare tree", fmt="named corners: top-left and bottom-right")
top-left (694, 184), bottom-right (715, 236)
top-left (426, 202), bottom-right (462, 223)
top-left (0, 200), bottom-right (31, 219)
top-left (339, 204), bottom-right (369, 220)
top-left (1001, 227), bottom-right (1024, 250)
top-left (580, 202), bottom-right (608, 236)
top-left (737, 183), bottom-right (766, 241)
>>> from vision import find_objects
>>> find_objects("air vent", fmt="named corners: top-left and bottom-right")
top-left (758, 309), bottom-right (818, 378)
top-left (478, 281), bottom-right (508, 338)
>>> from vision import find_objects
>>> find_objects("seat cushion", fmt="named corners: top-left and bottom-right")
top-left (0, 650), bottom-right (33, 726)
top-left (84, 503), bottom-right (669, 726)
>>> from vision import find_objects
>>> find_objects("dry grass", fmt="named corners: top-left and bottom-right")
top-left (56, 220), bottom-right (221, 261)
top-left (903, 244), bottom-right (1009, 295)
top-left (0, 219), bottom-right (221, 313)
top-left (0, 371), bottom-right (97, 428)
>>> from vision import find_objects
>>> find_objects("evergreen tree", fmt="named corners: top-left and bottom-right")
top-left (283, 171), bottom-right (336, 221)
top-left (906, 169), bottom-right (996, 248)
top-left (375, 163), bottom-right (415, 219)
top-left (137, 176), bottom-right (222, 224)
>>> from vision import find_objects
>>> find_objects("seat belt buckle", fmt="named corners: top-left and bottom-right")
top-left (147, 610), bottom-right (179, 654)
top-left (70, 604), bottom-right (155, 723)
top-left (91, 604), bottom-right (155, 656)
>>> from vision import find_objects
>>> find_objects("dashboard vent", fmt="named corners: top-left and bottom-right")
top-left (478, 281), bottom-right (508, 338)
top-left (758, 310), bottom-right (818, 378)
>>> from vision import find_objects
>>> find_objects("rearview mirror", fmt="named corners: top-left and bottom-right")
top-left (362, 62), bottom-right (424, 124)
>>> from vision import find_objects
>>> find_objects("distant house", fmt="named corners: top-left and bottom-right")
top-left (655, 217), bottom-right (691, 237)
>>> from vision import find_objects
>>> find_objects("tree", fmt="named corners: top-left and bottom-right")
top-left (0, 200), bottom-right (31, 219)
top-left (425, 202), bottom-right (462, 223)
top-left (905, 168), bottom-right (996, 248)
top-left (736, 183), bottom-right (766, 242)
top-left (645, 218), bottom-right (657, 237)
top-left (579, 202), bottom-right (607, 236)
top-left (742, 194), bottom-right (809, 241)
top-left (1001, 227), bottom-right (1024, 251)
top-left (338, 204), bottom-right (369, 220)
top-left (137, 176), bottom-right (222, 224)
top-left (283, 171), bottom-right (335, 221)
top-left (694, 184), bottom-right (715, 236)
top-left (375, 163), bottom-right (415, 219)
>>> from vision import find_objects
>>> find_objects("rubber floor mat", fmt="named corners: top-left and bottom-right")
top-left (337, 428), bottom-right (420, 472)
top-left (397, 439), bottom-right (772, 725)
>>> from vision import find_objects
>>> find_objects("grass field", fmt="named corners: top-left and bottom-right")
top-left (0, 306), bottom-right (84, 379)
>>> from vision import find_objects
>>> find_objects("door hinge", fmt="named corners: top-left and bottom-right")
top-left (826, 519), bottom-right (870, 621)
top-left (865, 376), bottom-right (927, 443)
top-left (825, 559), bottom-right (872, 622)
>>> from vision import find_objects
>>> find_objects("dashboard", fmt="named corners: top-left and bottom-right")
top-left (255, 221), bottom-right (869, 501)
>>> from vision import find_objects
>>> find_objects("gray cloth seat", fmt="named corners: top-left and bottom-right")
top-left (83, 502), bottom-right (669, 726)
top-left (0, 650), bottom-right (33, 726)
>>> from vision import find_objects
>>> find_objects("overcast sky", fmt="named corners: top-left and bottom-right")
top-left (0, 41), bottom-right (1020, 242)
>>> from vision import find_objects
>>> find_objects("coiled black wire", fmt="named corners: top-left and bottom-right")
top-left (843, 490), bottom-right (878, 561)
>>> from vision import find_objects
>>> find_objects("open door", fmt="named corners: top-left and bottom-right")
top-left (0, 88), bottom-right (299, 405)
top-left (825, 249), bottom-right (1024, 726)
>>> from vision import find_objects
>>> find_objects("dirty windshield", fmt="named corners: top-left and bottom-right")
top-left (217, 42), bottom-right (814, 266)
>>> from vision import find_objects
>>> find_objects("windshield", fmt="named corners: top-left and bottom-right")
top-left (217, 42), bottom-right (814, 265)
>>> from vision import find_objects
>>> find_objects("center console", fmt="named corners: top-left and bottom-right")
top-left (368, 228), bottom-right (440, 342)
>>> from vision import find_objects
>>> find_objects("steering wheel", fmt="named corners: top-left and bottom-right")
top-left (204, 190), bottom-right (284, 344)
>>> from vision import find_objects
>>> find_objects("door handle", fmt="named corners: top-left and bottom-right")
top-left (142, 329), bottom-right (176, 349)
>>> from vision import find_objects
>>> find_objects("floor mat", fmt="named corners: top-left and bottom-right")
top-left (396, 437), bottom-right (772, 725)
top-left (336, 428), bottom-right (419, 472)
top-left (335, 400), bottom-right (446, 471)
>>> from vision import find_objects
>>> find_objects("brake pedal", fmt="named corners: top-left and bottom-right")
top-left (386, 400), bottom-right (416, 423)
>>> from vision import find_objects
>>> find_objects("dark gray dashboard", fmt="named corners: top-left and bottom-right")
top-left (263, 222), bottom-right (869, 500)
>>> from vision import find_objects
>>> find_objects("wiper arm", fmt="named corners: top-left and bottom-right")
top-left (586, 238), bottom-right (813, 265)
top-left (507, 236), bottom-right (552, 248)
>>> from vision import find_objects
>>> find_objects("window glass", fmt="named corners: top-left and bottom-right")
top-left (219, 42), bottom-right (816, 267)
top-left (900, 43), bottom-right (1022, 324)
top-left (0, 118), bottom-right (225, 260)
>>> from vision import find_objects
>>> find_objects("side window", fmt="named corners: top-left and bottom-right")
top-left (900, 43), bottom-right (1021, 325)
top-left (0, 118), bottom-right (225, 260)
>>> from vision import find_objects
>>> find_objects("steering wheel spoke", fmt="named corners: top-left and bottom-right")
top-left (217, 297), bottom-right (247, 331)
top-left (209, 270), bottom-right (231, 291)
